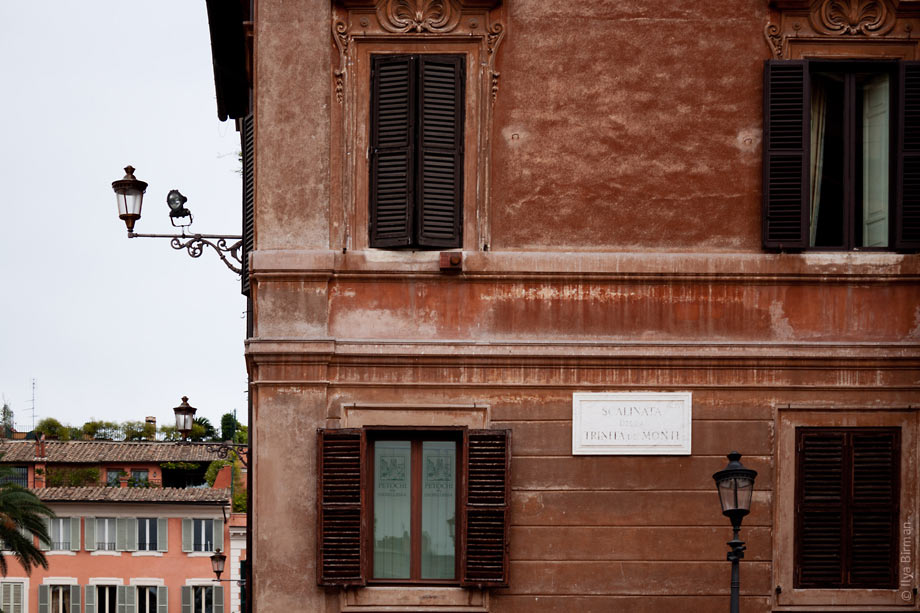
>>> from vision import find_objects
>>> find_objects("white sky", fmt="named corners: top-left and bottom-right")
top-left (0, 3), bottom-right (248, 432)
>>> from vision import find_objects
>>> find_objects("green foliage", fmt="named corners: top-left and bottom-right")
top-left (1, 403), bottom-right (14, 438)
top-left (193, 417), bottom-right (218, 442)
top-left (205, 460), bottom-right (232, 487)
top-left (232, 487), bottom-right (247, 513)
top-left (35, 418), bottom-right (69, 440)
top-left (220, 413), bottom-right (238, 442)
top-left (159, 461), bottom-right (200, 471)
top-left (0, 467), bottom-right (55, 575)
top-left (122, 421), bottom-right (156, 441)
top-left (45, 466), bottom-right (100, 487)
top-left (158, 425), bottom-right (181, 441)
top-left (234, 424), bottom-right (248, 445)
top-left (82, 420), bottom-right (120, 440)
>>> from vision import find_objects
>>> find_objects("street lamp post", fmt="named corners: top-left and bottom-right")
top-left (713, 451), bottom-right (757, 613)
top-left (172, 396), bottom-right (249, 467)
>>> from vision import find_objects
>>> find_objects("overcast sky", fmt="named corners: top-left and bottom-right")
top-left (0, 3), bottom-right (248, 432)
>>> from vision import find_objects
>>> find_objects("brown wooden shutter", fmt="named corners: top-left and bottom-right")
top-left (763, 60), bottom-right (809, 250)
top-left (897, 61), bottom-right (920, 250)
top-left (241, 113), bottom-right (255, 295)
top-left (370, 55), bottom-right (415, 248)
top-left (461, 429), bottom-right (511, 588)
top-left (417, 55), bottom-right (464, 248)
top-left (795, 428), bottom-right (900, 589)
top-left (316, 429), bottom-right (365, 586)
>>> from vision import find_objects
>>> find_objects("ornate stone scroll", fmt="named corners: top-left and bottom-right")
top-left (765, 0), bottom-right (920, 58)
top-left (376, 0), bottom-right (463, 33)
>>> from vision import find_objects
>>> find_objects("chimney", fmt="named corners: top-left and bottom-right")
top-left (145, 416), bottom-right (156, 440)
top-left (34, 434), bottom-right (47, 459)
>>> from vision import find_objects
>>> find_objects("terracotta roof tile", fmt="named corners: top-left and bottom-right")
top-left (32, 487), bottom-right (230, 504)
top-left (0, 440), bottom-right (232, 464)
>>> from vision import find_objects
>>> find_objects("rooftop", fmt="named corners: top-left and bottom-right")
top-left (0, 440), bottom-right (229, 464)
top-left (32, 486), bottom-right (231, 504)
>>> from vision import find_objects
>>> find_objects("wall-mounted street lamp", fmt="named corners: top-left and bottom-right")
top-left (111, 166), bottom-right (243, 274)
top-left (172, 396), bottom-right (248, 467)
top-left (713, 451), bottom-right (757, 613)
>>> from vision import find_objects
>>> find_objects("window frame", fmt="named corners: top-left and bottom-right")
top-left (95, 517), bottom-right (117, 551)
top-left (193, 518), bottom-right (214, 552)
top-left (136, 518), bottom-right (157, 552)
top-left (49, 518), bottom-right (70, 551)
top-left (136, 586), bottom-right (157, 613)
top-left (95, 584), bottom-right (117, 613)
top-left (366, 427), bottom-right (463, 584)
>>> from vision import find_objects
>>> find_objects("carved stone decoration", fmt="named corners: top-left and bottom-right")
top-left (333, 20), bottom-right (349, 104)
top-left (810, 0), bottom-right (895, 35)
top-left (376, 0), bottom-right (462, 33)
top-left (487, 22), bottom-right (505, 104)
top-left (764, 23), bottom-right (785, 58)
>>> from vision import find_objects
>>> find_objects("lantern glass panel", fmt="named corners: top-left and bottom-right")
top-left (116, 189), bottom-right (144, 218)
top-left (717, 476), bottom-right (754, 513)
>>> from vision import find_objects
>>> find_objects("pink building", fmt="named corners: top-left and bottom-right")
top-left (0, 440), bottom-right (246, 613)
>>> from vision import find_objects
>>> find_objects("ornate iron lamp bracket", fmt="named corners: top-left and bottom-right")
top-left (128, 231), bottom-right (243, 274)
top-left (175, 439), bottom-right (249, 466)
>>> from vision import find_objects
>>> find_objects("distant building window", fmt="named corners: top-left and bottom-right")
top-left (106, 470), bottom-right (122, 486)
top-left (137, 518), bottom-right (158, 551)
top-left (0, 582), bottom-right (23, 613)
top-left (49, 518), bottom-right (70, 550)
top-left (131, 469), bottom-right (149, 485)
top-left (193, 519), bottom-right (214, 552)
top-left (0, 467), bottom-right (27, 488)
top-left (137, 586), bottom-right (158, 613)
top-left (96, 585), bottom-right (117, 613)
top-left (95, 517), bottom-right (116, 551)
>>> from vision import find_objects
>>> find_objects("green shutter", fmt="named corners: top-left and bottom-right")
top-left (213, 586), bottom-right (224, 613)
top-left (116, 585), bottom-right (125, 613)
top-left (157, 518), bottom-right (168, 552)
top-left (37, 586), bottom-right (48, 613)
top-left (39, 519), bottom-right (50, 551)
top-left (181, 519), bottom-right (192, 552)
top-left (84, 517), bottom-right (96, 552)
top-left (70, 585), bottom-right (81, 613)
top-left (156, 587), bottom-right (167, 613)
top-left (180, 586), bottom-right (191, 613)
top-left (127, 519), bottom-right (137, 552)
top-left (11, 583), bottom-right (21, 613)
top-left (116, 518), bottom-right (128, 551)
top-left (84, 585), bottom-right (96, 613)
top-left (125, 585), bottom-right (136, 613)
top-left (214, 519), bottom-right (224, 553)
top-left (70, 518), bottom-right (81, 551)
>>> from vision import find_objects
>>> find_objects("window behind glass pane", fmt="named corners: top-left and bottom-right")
top-left (97, 586), bottom-right (117, 613)
top-left (193, 519), bottom-right (213, 552)
top-left (106, 470), bottom-right (122, 486)
top-left (193, 586), bottom-right (213, 613)
top-left (51, 518), bottom-right (69, 550)
top-left (0, 467), bottom-right (28, 488)
top-left (50, 586), bottom-right (70, 613)
top-left (137, 586), bottom-right (157, 613)
top-left (96, 518), bottom-right (116, 550)
top-left (137, 518), bottom-right (157, 551)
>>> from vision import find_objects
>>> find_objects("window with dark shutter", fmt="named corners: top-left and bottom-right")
top-left (240, 113), bottom-right (255, 295)
top-left (317, 429), bottom-right (365, 586)
top-left (763, 59), bottom-right (920, 252)
top-left (369, 54), bottom-right (464, 249)
top-left (794, 427), bottom-right (900, 589)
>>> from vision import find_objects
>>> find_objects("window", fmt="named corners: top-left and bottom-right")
top-left (317, 428), bottom-right (510, 587)
top-left (1, 581), bottom-right (23, 613)
top-left (48, 518), bottom-right (72, 551)
top-left (371, 434), bottom-right (458, 581)
top-left (136, 518), bottom-right (158, 551)
top-left (130, 469), bottom-right (149, 485)
top-left (795, 427), bottom-right (900, 589)
top-left (106, 470), bottom-right (121, 487)
top-left (0, 467), bottom-right (28, 488)
top-left (95, 518), bottom-right (116, 551)
top-left (136, 586), bottom-right (159, 613)
top-left (763, 60), bottom-right (920, 251)
top-left (95, 585), bottom-right (117, 613)
top-left (39, 585), bottom-right (75, 613)
top-left (369, 54), bottom-right (464, 249)
top-left (181, 585), bottom-right (223, 613)
top-left (182, 518), bottom-right (221, 553)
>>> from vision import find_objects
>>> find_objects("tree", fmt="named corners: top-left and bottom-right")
top-left (192, 417), bottom-right (218, 442)
top-left (234, 424), bottom-right (248, 445)
top-left (1, 402), bottom-right (14, 438)
top-left (122, 421), bottom-right (155, 441)
top-left (220, 413), bottom-right (238, 442)
top-left (82, 420), bottom-right (120, 441)
top-left (0, 469), bottom-right (53, 575)
top-left (34, 418), bottom-right (69, 440)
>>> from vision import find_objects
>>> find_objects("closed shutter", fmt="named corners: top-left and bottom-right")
top-left (70, 517), bottom-right (81, 551)
top-left (897, 61), bottom-right (920, 250)
top-left (182, 518), bottom-right (193, 552)
top-left (316, 429), bottom-right (365, 586)
top-left (70, 585), bottom-right (81, 613)
top-left (84, 517), bottom-right (96, 552)
top-left (370, 55), bottom-right (415, 247)
top-left (763, 60), bottom-right (809, 250)
top-left (213, 585), bottom-right (224, 613)
top-left (417, 55), bottom-right (464, 248)
top-left (156, 587), bottom-right (168, 613)
top-left (180, 586), bottom-right (191, 613)
top-left (11, 582), bottom-right (21, 613)
top-left (157, 518), bottom-right (168, 552)
top-left (795, 427), bottom-right (900, 588)
top-left (84, 585), bottom-right (96, 613)
top-left (241, 112), bottom-right (255, 295)
top-left (461, 429), bottom-right (511, 587)
top-left (38, 585), bottom-right (49, 613)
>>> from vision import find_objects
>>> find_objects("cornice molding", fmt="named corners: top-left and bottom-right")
top-left (765, 0), bottom-right (920, 58)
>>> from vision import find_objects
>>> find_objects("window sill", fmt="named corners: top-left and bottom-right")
top-left (131, 551), bottom-right (164, 557)
top-left (89, 551), bottom-right (122, 556)
top-left (45, 551), bottom-right (76, 556)
top-left (186, 551), bottom-right (215, 557)
top-left (341, 586), bottom-right (486, 612)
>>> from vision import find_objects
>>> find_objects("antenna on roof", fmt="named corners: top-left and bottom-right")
top-left (29, 379), bottom-right (36, 431)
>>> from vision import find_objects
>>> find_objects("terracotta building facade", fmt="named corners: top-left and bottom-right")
top-left (204, 0), bottom-right (920, 611)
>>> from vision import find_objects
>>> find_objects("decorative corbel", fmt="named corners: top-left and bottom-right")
top-left (333, 20), bottom-right (349, 104)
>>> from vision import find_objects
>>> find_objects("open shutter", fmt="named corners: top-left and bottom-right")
top-left (70, 585), bottom-right (81, 613)
top-left (180, 586), bottom-right (191, 613)
top-left (70, 517), bottom-right (81, 551)
top-left (369, 55), bottom-right (415, 247)
top-left (214, 518), bottom-right (224, 553)
top-left (127, 519), bottom-right (137, 552)
top-left (849, 430), bottom-right (899, 587)
top-left (157, 518), bottom-right (168, 552)
top-left (213, 585), bottom-right (224, 613)
top-left (241, 112), bottom-right (255, 294)
top-left (116, 586), bottom-right (126, 613)
top-left (39, 518), bottom-right (50, 551)
top-left (897, 61), bottom-right (920, 250)
top-left (182, 519), bottom-right (193, 552)
top-left (763, 60), bottom-right (809, 250)
top-left (316, 428), bottom-right (365, 586)
top-left (84, 517), bottom-right (96, 551)
top-left (156, 587), bottom-right (167, 613)
top-left (417, 55), bottom-right (464, 248)
top-left (461, 429), bottom-right (511, 588)
top-left (116, 518), bottom-right (128, 551)
top-left (84, 585), bottom-right (95, 613)
top-left (38, 585), bottom-right (49, 613)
